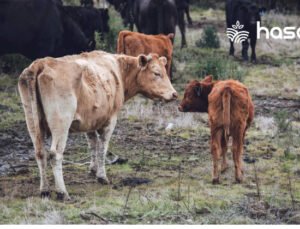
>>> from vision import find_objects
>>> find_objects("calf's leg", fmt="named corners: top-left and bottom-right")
top-left (221, 134), bottom-right (229, 173)
top-left (96, 115), bottom-right (117, 184)
top-left (211, 130), bottom-right (223, 184)
top-left (232, 131), bottom-right (245, 183)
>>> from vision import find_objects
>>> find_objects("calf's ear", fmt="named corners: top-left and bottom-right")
top-left (138, 54), bottom-right (149, 68)
top-left (203, 75), bottom-right (213, 83)
top-left (159, 56), bottom-right (167, 66)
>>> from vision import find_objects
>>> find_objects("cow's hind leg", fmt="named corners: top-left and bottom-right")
top-left (18, 77), bottom-right (49, 197)
top-left (96, 115), bottom-right (117, 184)
top-left (86, 131), bottom-right (98, 175)
top-left (221, 134), bottom-right (229, 173)
top-left (232, 129), bottom-right (245, 183)
top-left (211, 130), bottom-right (223, 184)
top-left (49, 124), bottom-right (71, 200)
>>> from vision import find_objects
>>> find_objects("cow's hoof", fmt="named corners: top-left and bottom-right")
top-left (88, 169), bottom-right (97, 177)
top-left (56, 192), bottom-right (65, 201)
top-left (97, 177), bottom-right (110, 185)
top-left (212, 178), bottom-right (220, 185)
top-left (40, 191), bottom-right (51, 198)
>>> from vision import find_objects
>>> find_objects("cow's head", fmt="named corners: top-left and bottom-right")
top-left (95, 8), bottom-right (110, 33)
top-left (178, 75), bottom-right (213, 112)
top-left (136, 53), bottom-right (178, 102)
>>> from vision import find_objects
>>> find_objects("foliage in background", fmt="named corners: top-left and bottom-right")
top-left (195, 26), bottom-right (220, 49)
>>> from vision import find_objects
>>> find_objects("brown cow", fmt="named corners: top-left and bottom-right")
top-left (117, 30), bottom-right (174, 80)
top-left (18, 50), bottom-right (177, 200)
top-left (178, 76), bottom-right (254, 184)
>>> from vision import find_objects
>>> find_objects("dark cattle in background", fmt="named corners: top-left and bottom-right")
top-left (226, 0), bottom-right (261, 62)
top-left (62, 6), bottom-right (109, 49)
top-left (176, 0), bottom-right (192, 25)
top-left (133, 0), bottom-right (187, 48)
top-left (106, 0), bottom-right (134, 30)
top-left (0, 0), bottom-right (89, 59)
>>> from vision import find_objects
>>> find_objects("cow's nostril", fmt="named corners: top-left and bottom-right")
top-left (172, 92), bottom-right (178, 99)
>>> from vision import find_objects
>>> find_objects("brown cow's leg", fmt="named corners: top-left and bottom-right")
top-left (232, 133), bottom-right (244, 183)
top-left (96, 115), bottom-right (117, 184)
top-left (221, 134), bottom-right (229, 173)
top-left (211, 130), bottom-right (222, 184)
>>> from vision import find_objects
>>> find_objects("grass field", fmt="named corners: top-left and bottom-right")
top-left (0, 4), bottom-right (299, 224)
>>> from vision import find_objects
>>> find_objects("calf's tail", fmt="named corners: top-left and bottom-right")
top-left (222, 87), bottom-right (231, 138)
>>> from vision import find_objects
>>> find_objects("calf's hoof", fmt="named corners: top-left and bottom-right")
top-left (235, 177), bottom-right (243, 184)
top-left (212, 178), bottom-right (220, 185)
top-left (97, 177), bottom-right (110, 185)
top-left (40, 191), bottom-right (51, 198)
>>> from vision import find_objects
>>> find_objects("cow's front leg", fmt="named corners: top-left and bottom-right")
top-left (250, 37), bottom-right (257, 63)
top-left (241, 40), bottom-right (249, 61)
top-left (229, 41), bottom-right (234, 56)
top-left (86, 131), bottom-right (99, 175)
top-left (96, 115), bottom-right (117, 184)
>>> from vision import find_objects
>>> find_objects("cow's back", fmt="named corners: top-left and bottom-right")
top-left (34, 51), bottom-right (124, 132)
top-left (208, 80), bottom-right (252, 130)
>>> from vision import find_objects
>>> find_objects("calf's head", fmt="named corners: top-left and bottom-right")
top-left (178, 75), bottom-right (213, 112)
top-left (137, 53), bottom-right (177, 102)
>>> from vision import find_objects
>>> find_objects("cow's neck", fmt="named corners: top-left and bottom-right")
top-left (118, 56), bottom-right (141, 102)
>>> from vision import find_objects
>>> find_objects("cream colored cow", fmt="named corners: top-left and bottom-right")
top-left (18, 51), bottom-right (177, 200)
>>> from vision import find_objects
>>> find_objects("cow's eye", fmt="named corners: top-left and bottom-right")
top-left (154, 72), bottom-right (161, 77)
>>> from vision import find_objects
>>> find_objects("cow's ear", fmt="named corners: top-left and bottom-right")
top-left (167, 33), bottom-right (175, 39)
top-left (203, 75), bottom-right (213, 83)
top-left (159, 56), bottom-right (167, 66)
top-left (138, 54), bottom-right (149, 68)
top-left (194, 83), bottom-right (201, 97)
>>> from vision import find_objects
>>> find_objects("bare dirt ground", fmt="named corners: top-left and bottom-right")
top-left (0, 7), bottom-right (300, 224)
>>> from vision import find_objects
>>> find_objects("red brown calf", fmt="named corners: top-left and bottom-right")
top-left (178, 76), bottom-right (254, 184)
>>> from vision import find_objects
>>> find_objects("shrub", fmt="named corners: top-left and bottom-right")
top-left (196, 26), bottom-right (220, 49)
top-left (194, 54), bottom-right (246, 82)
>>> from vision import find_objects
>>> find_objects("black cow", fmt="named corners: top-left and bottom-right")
top-left (106, 0), bottom-right (134, 30)
top-left (133, 0), bottom-right (187, 48)
top-left (62, 6), bottom-right (109, 49)
top-left (226, 0), bottom-right (261, 62)
top-left (176, 0), bottom-right (192, 25)
top-left (0, 0), bottom-right (89, 59)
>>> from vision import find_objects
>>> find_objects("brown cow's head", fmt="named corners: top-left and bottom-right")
top-left (137, 53), bottom-right (178, 102)
top-left (178, 75), bottom-right (214, 112)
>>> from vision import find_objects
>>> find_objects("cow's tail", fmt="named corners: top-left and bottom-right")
top-left (18, 62), bottom-right (45, 147)
top-left (222, 87), bottom-right (231, 139)
top-left (117, 30), bottom-right (129, 54)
